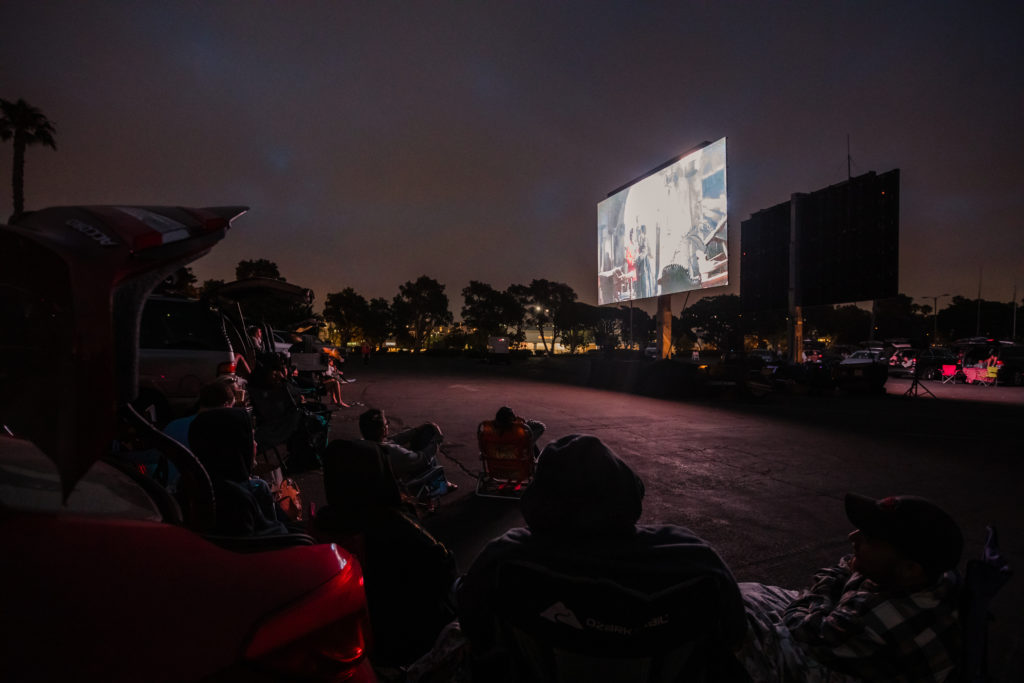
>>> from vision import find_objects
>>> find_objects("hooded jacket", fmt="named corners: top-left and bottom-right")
top-left (458, 434), bottom-right (747, 679)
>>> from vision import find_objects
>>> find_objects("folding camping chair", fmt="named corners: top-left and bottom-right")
top-left (476, 420), bottom-right (536, 499)
top-left (491, 562), bottom-right (744, 682)
top-left (940, 364), bottom-right (959, 384)
top-left (974, 366), bottom-right (998, 387)
top-left (402, 464), bottom-right (450, 514)
top-left (958, 525), bottom-right (1012, 682)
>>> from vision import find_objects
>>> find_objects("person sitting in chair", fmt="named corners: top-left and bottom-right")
top-left (736, 493), bottom-right (963, 683)
top-left (321, 358), bottom-right (349, 407)
top-left (313, 439), bottom-right (457, 668)
top-left (359, 408), bottom-right (456, 492)
top-left (189, 407), bottom-right (290, 537)
top-left (493, 405), bottom-right (545, 457)
top-left (457, 434), bottom-right (748, 681)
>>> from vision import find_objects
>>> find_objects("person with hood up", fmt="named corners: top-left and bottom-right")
top-left (313, 439), bottom-right (457, 669)
top-left (188, 407), bottom-right (289, 537)
top-left (457, 434), bottom-right (747, 681)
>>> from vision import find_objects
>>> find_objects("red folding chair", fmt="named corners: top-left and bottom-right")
top-left (940, 364), bottom-right (959, 384)
top-left (476, 420), bottom-right (535, 499)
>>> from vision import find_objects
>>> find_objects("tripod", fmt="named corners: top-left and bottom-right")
top-left (904, 363), bottom-right (936, 398)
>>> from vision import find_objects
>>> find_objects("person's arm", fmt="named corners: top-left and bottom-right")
top-left (381, 441), bottom-right (430, 480)
top-left (782, 565), bottom-right (894, 675)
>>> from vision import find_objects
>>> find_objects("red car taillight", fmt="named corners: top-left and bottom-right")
top-left (217, 361), bottom-right (236, 375)
top-left (245, 554), bottom-right (373, 680)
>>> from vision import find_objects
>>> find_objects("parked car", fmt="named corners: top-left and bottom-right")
top-left (913, 347), bottom-right (960, 380)
top-left (138, 295), bottom-right (242, 424)
top-left (888, 347), bottom-right (919, 377)
top-left (835, 349), bottom-right (888, 392)
top-left (0, 205), bottom-right (376, 682)
top-left (842, 349), bottom-right (885, 363)
top-left (747, 348), bottom-right (777, 364)
top-left (996, 345), bottom-right (1024, 385)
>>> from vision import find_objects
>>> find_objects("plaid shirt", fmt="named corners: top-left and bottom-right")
top-left (783, 555), bottom-right (961, 682)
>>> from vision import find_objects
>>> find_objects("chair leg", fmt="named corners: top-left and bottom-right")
top-left (258, 443), bottom-right (288, 473)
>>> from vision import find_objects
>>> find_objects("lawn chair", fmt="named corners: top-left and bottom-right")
top-left (958, 525), bottom-right (1012, 683)
top-left (491, 561), bottom-right (747, 682)
top-left (940, 364), bottom-right (959, 384)
top-left (476, 420), bottom-right (535, 499)
top-left (250, 383), bottom-right (331, 473)
top-left (982, 366), bottom-right (999, 387)
top-left (402, 464), bottom-right (450, 514)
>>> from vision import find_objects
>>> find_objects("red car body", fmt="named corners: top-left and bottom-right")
top-left (0, 206), bottom-right (376, 681)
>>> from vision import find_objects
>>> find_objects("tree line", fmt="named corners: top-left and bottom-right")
top-left (8, 99), bottom-right (1019, 353)
top-left (157, 260), bottom-right (1023, 355)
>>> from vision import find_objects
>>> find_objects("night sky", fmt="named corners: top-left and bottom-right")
top-left (3, 1), bottom-right (1022, 313)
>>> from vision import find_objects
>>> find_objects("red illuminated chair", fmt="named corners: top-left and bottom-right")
top-left (476, 420), bottom-right (535, 499)
top-left (940, 364), bottom-right (959, 384)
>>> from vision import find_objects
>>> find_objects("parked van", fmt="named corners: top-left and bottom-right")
top-left (137, 296), bottom-right (239, 425)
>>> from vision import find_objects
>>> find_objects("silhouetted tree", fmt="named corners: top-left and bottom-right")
top-left (323, 287), bottom-right (370, 348)
top-left (461, 281), bottom-right (525, 351)
top-left (557, 301), bottom-right (603, 354)
top-left (671, 314), bottom-right (698, 353)
top-left (679, 295), bottom-right (742, 350)
top-left (436, 322), bottom-right (474, 352)
top-left (392, 275), bottom-right (452, 352)
top-left (363, 297), bottom-right (394, 351)
top-left (153, 266), bottom-right (198, 298)
top-left (199, 279), bottom-right (226, 300)
top-left (235, 258), bottom-right (284, 281)
top-left (939, 295), bottom-right (1016, 341)
top-left (873, 294), bottom-right (928, 343)
top-left (832, 305), bottom-right (873, 345)
top-left (1, 98), bottom-right (57, 221)
top-left (592, 305), bottom-right (622, 350)
top-left (617, 306), bottom-right (654, 349)
top-left (803, 303), bottom-right (875, 345)
top-left (510, 279), bottom-right (577, 354)
top-left (741, 308), bottom-right (788, 351)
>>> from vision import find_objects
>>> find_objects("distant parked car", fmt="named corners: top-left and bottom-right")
top-left (138, 295), bottom-right (241, 424)
top-left (996, 346), bottom-right (1024, 385)
top-left (748, 349), bottom-right (777, 363)
top-left (888, 347), bottom-right (919, 377)
top-left (842, 349), bottom-right (884, 363)
top-left (913, 347), bottom-right (960, 380)
top-left (836, 349), bottom-right (888, 392)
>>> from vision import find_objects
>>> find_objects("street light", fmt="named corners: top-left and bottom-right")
top-left (926, 293), bottom-right (949, 342)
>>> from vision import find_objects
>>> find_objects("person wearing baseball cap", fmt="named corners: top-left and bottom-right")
top-left (844, 493), bottom-right (963, 586)
top-left (737, 493), bottom-right (963, 682)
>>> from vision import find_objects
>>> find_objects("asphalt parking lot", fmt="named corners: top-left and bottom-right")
top-left (297, 356), bottom-right (1023, 681)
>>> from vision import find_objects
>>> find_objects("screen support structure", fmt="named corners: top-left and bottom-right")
top-left (788, 193), bottom-right (805, 363)
top-left (657, 295), bottom-right (672, 359)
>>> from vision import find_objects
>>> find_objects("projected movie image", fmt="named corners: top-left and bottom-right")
top-left (597, 137), bottom-right (728, 305)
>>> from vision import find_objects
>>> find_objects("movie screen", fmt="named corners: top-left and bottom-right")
top-left (597, 137), bottom-right (727, 305)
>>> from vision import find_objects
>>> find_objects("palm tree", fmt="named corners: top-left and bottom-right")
top-left (0, 98), bottom-right (57, 221)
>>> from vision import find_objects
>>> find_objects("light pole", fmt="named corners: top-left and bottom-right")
top-left (926, 293), bottom-right (949, 343)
